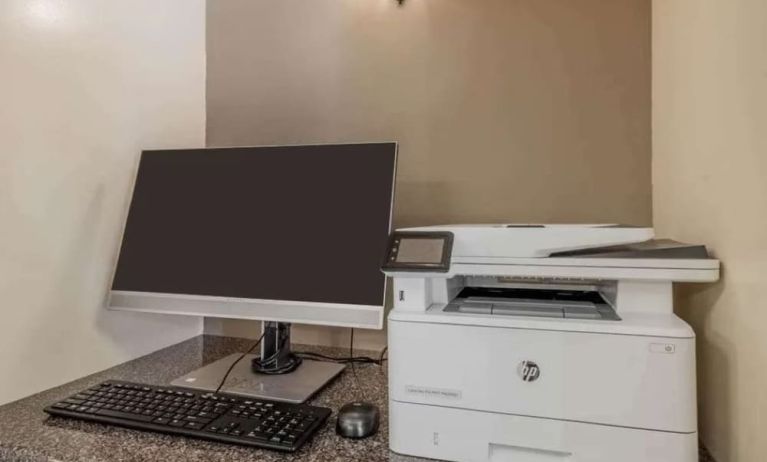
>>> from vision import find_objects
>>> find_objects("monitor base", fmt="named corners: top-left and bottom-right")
top-left (171, 353), bottom-right (345, 403)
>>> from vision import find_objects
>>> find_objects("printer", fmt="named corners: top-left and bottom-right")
top-left (382, 224), bottom-right (719, 462)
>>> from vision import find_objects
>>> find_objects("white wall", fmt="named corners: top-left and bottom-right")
top-left (0, 1), bottom-right (206, 405)
top-left (653, 1), bottom-right (767, 461)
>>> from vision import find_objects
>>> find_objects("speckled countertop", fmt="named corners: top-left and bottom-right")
top-left (0, 335), bottom-right (713, 462)
top-left (0, 335), bottom-right (424, 462)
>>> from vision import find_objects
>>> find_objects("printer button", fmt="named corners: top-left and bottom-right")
top-left (649, 343), bottom-right (676, 354)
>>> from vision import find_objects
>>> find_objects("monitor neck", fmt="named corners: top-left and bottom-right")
top-left (252, 321), bottom-right (302, 375)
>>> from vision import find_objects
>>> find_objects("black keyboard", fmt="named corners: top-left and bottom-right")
top-left (44, 380), bottom-right (331, 452)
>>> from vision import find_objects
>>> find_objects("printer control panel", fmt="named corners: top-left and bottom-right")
top-left (382, 231), bottom-right (453, 272)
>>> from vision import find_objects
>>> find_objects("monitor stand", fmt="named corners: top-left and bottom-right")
top-left (171, 321), bottom-right (346, 403)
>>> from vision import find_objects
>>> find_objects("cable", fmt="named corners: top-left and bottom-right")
top-left (379, 346), bottom-right (388, 366)
top-left (293, 343), bottom-right (388, 366)
top-left (215, 332), bottom-right (266, 393)
top-left (295, 351), bottom-right (382, 364)
top-left (254, 333), bottom-right (287, 367)
top-left (251, 331), bottom-right (302, 375)
top-left (349, 328), bottom-right (365, 401)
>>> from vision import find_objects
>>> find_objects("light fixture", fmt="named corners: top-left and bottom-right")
top-left (25, 0), bottom-right (68, 27)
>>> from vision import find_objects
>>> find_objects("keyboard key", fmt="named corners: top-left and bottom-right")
top-left (183, 416), bottom-right (211, 424)
top-left (96, 409), bottom-right (153, 422)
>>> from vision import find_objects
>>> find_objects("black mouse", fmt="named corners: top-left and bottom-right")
top-left (336, 401), bottom-right (380, 439)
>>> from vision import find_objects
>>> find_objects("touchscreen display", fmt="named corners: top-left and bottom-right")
top-left (396, 238), bottom-right (445, 264)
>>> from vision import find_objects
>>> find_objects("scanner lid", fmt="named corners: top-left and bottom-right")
top-left (383, 225), bottom-right (719, 282)
top-left (401, 224), bottom-right (654, 258)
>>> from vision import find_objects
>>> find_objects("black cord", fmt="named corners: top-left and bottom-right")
top-left (253, 334), bottom-right (287, 367)
top-left (215, 332), bottom-right (266, 393)
top-left (295, 351), bottom-right (382, 364)
top-left (349, 329), bottom-right (365, 401)
top-left (379, 346), bottom-right (388, 365)
top-left (293, 343), bottom-right (388, 366)
top-left (251, 333), bottom-right (303, 375)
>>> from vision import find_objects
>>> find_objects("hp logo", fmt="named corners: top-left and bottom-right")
top-left (517, 360), bottom-right (541, 382)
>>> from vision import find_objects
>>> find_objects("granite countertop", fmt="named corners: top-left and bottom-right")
top-left (0, 335), bottom-right (713, 462)
top-left (0, 335), bottom-right (422, 462)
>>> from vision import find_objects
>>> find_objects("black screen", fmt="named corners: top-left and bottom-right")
top-left (111, 143), bottom-right (396, 306)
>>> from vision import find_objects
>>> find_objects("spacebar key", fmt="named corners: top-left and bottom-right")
top-left (96, 409), bottom-right (154, 422)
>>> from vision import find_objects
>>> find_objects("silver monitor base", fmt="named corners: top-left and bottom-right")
top-left (171, 354), bottom-right (345, 403)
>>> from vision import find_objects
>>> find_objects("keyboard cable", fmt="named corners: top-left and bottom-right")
top-left (215, 331), bottom-right (266, 393)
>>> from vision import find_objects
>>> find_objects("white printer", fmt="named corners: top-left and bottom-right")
top-left (381, 224), bottom-right (719, 462)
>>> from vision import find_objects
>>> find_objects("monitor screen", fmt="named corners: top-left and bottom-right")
top-left (111, 143), bottom-right (396, 308)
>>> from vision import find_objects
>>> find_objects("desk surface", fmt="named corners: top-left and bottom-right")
top-left (0, 335), bottom-right (713, 462)
top-left (0, 335), bottom-right (422, 462)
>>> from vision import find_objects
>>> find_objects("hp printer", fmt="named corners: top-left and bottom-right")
top-left (382, 224), bottom-right (719, 462)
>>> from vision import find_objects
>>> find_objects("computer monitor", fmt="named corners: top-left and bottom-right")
top-left (108, 143), bottom-right (397, 401)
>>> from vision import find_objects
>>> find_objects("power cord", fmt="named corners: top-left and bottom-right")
top-left (215, 332), bottom-right (266, 393)
top-left (379, 346), bottom-right (388, 365)
top-left (294, 338), bottom-right (387, 366)
top-left (295, 351), bottom-right (384, 364)
top-left (251, 333), bottom-right (302, 375)
top-left (349, 329), bottom-right (365, 401)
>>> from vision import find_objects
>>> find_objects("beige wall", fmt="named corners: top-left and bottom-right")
top-left (653, 1), bottom-right (767, 461)
top-left (0, 1), bottom-right (206, 405)
top-left (205, 0), bottom-right (652, 347)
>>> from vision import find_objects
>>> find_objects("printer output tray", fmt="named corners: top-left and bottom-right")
top-left (443, 287), bottom-right (620, 321)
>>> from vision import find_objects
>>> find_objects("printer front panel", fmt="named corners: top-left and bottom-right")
top-left (388, 318), bottom-right (696, 434)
